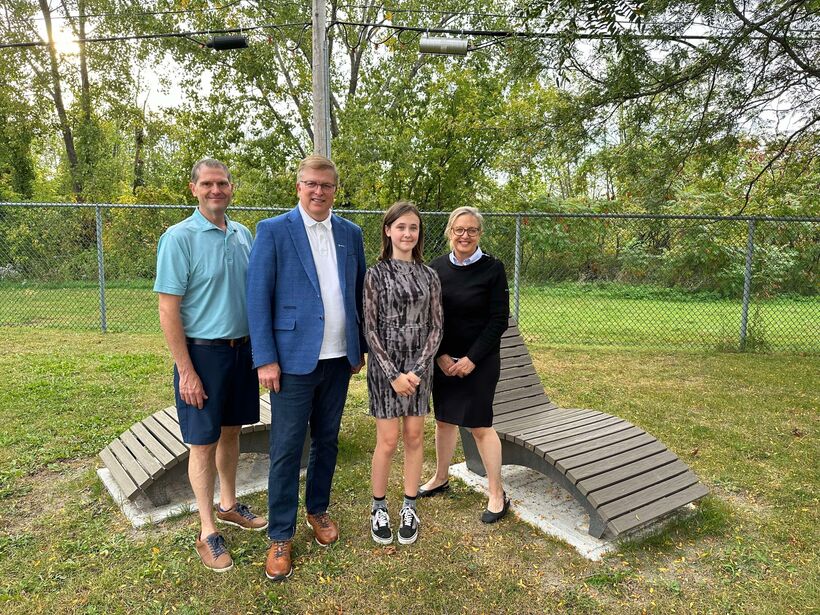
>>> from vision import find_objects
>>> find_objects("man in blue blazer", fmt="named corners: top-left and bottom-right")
top-left (247, 155), bottom-right (366, 582)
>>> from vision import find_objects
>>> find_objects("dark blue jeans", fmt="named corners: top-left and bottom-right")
top-left (267, 357), bottom-right (351, 541)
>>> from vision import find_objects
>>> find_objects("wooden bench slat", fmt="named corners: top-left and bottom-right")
top-left (142, 415), bottom-right (188, 457)
top-left (161, 405), bottom-right (178, 421)
top-left (526, 409), bottom-right (611, 432)
top-left (108, 438), bottom-right (152, 487)
top-left (99, 446), bottom-right (141, 499)
top-left (501, 325), bottom-right (521, 339)
top-left (493, 393), bottom-right (558, 415)
top-left (494, 403), bottom-right (578, 428)
top-left (554, 432), bottom-right (658, 467)
top-left (494, 373), bottom-right (543, 394)
top-left (607, 483), bottom-right (709, 535)
top-left (587, 458), bottom-right (690, 508)
top-left (528, 416), bottom-right (636, 451)
top-left (497, 364), bottom-right (538, 381)
top-left (569, 440), bottom-right (672, 482)
top-left (493, 402), bottom-right (560, 425)
top-left (160, 406), bottom-right (180, 424)
top-left (600, 471), bottom-right (702, 521)
top-left (576, 450), bottom-right (679, 495)
top-left (524, 415), bottom-right (626, 446)
top-left (531, 422), bottom-right (638, 458)
top-left (499, 349), bottom-right (530, 363)
top-left (496, 409), bottom-right (584, 433)
top-left (513, 411), bottom-right (613, 439)
top-left (153, 409), bottom-right (185, 442)
top-left (550, 428), bottom-right (656, 467)
top-left (259, 402), bottom-right (271, 424)
top-left (497, 413), bottom-right (577, 435)
top-left (119, 429), bottom-right (164, 478)
top-left (130, 422), bottom-right (176, 468)
top-left (492, 384), bottom-right (548, 405)
top-left (499, 354), bottom-right (535, 369)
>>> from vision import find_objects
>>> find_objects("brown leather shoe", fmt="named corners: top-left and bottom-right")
top-left (265, 540), bottom-right (293, 581)
top-left (216, 502), bottom-right (268, 531)
top-left (305, 512), bottom-right (339, 546)
top-left (195, 532), bottom-right (233, 572)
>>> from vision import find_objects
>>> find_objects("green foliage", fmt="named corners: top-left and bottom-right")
top-left (1, 0), bottom-right (818, 225)
top-left (0, 92), bottom-right (35, 201)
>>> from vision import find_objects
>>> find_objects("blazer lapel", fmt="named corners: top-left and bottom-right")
top-left (332, 214), bottom-right (348, 294)
top-left (286, 207), bottom-right (321, 296)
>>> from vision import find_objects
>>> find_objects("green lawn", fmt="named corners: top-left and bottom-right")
top-left (1, 280), bottom-right (817, 351)
top-left (0, 328), bottom-right (817, 613)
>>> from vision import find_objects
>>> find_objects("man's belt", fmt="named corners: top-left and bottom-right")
top-left (186, 336), bottom-right (250, 347)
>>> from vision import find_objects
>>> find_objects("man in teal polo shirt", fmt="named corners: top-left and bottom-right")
top-left (154, 158), bottom-right (266, 572)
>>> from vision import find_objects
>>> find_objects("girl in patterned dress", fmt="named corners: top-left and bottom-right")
top-left (364, 201), bottom-right (443, 545)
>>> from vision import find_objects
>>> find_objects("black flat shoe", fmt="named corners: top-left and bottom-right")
top-left (418, 480), bottom-right (450, 498)
top-left (481, 493), bottom-right (510, 524)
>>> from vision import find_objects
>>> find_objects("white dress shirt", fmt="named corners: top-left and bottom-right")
top-left (298, 204), bottom-right (347, 359)
top-left (449, 246), bottom-right (484, 266)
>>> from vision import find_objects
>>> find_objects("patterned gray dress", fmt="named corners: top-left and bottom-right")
top-left (364, 259), bottom-right (443, 418)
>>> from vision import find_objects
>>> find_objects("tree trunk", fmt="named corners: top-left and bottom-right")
top-left (38, 0), bottom-right (83, 202)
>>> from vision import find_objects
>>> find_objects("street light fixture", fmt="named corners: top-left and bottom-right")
top-left (418, 36), bottom-right (469, 55)
top-left (205, 34), bottom-right (249, 50)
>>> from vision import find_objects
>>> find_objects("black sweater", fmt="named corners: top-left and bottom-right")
top-left (429, 253), bottom-right (510, 364)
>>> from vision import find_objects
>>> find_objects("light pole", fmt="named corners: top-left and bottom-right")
top-left (312, 0), bottom-right (331, 157)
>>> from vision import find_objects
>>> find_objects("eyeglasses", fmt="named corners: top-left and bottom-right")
top-left (452, 227), bottom-right (480, 237)
top-left (300, 180), bottom-right (337, 192)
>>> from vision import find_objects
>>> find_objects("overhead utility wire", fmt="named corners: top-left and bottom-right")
top-left (4, 18), bottom-right (818, 49)
top-left (331, 20), bottom-right (820, 41)
top-left (0, 21), bottom-right (310, 49)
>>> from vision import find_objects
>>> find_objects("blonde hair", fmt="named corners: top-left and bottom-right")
top-left (297, 155), bottom-right (338, 183)
top-left (444, 206), bottom-right (484, 246)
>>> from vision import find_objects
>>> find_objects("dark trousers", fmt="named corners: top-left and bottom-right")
top-left (267, 357), bottom-right (351, 541)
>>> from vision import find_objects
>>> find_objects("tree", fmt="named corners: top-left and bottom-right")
top-left (516, 0), bottom-right (820, 214)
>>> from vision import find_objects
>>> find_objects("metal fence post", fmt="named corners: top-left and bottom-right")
top-left (95, 205), bottom-right (107, 332)
top-left (514, 214), bottom-right (521, 323)
top-left (739, 218), bottom-right (756, 351)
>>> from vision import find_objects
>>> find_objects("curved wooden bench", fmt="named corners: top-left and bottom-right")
top-left (99, 394), bottom-right (307, 507)
top-left (459, 322), bottom-right (709, 539)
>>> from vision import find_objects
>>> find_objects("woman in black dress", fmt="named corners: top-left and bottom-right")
top-left (419, 206), bottom-right (511, 523)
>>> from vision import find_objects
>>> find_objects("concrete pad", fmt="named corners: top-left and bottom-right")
top-left (98, 453), bottom-right (276, 529)
top-left (450, 462), bottom-right (695, 561)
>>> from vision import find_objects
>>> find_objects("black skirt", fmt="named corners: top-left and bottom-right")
top-left (432, 351), bottom-right (500, 428)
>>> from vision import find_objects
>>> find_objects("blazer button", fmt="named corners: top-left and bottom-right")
top-left (319, 316), bottom-right (324, 320)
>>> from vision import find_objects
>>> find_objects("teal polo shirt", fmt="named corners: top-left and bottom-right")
top-left (154, 208), bottom-right (253, 339)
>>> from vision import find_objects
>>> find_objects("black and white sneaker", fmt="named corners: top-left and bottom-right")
top-left (371, 508), bottom-right (393, 545)
top-left (397, 506), bottom-right (419, 545)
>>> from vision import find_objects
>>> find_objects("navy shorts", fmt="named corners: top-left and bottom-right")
top-left (174, 342), bottom-right (260, 445)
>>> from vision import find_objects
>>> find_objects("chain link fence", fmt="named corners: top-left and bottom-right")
top-left (0, 203), bottom-right (817, 352)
